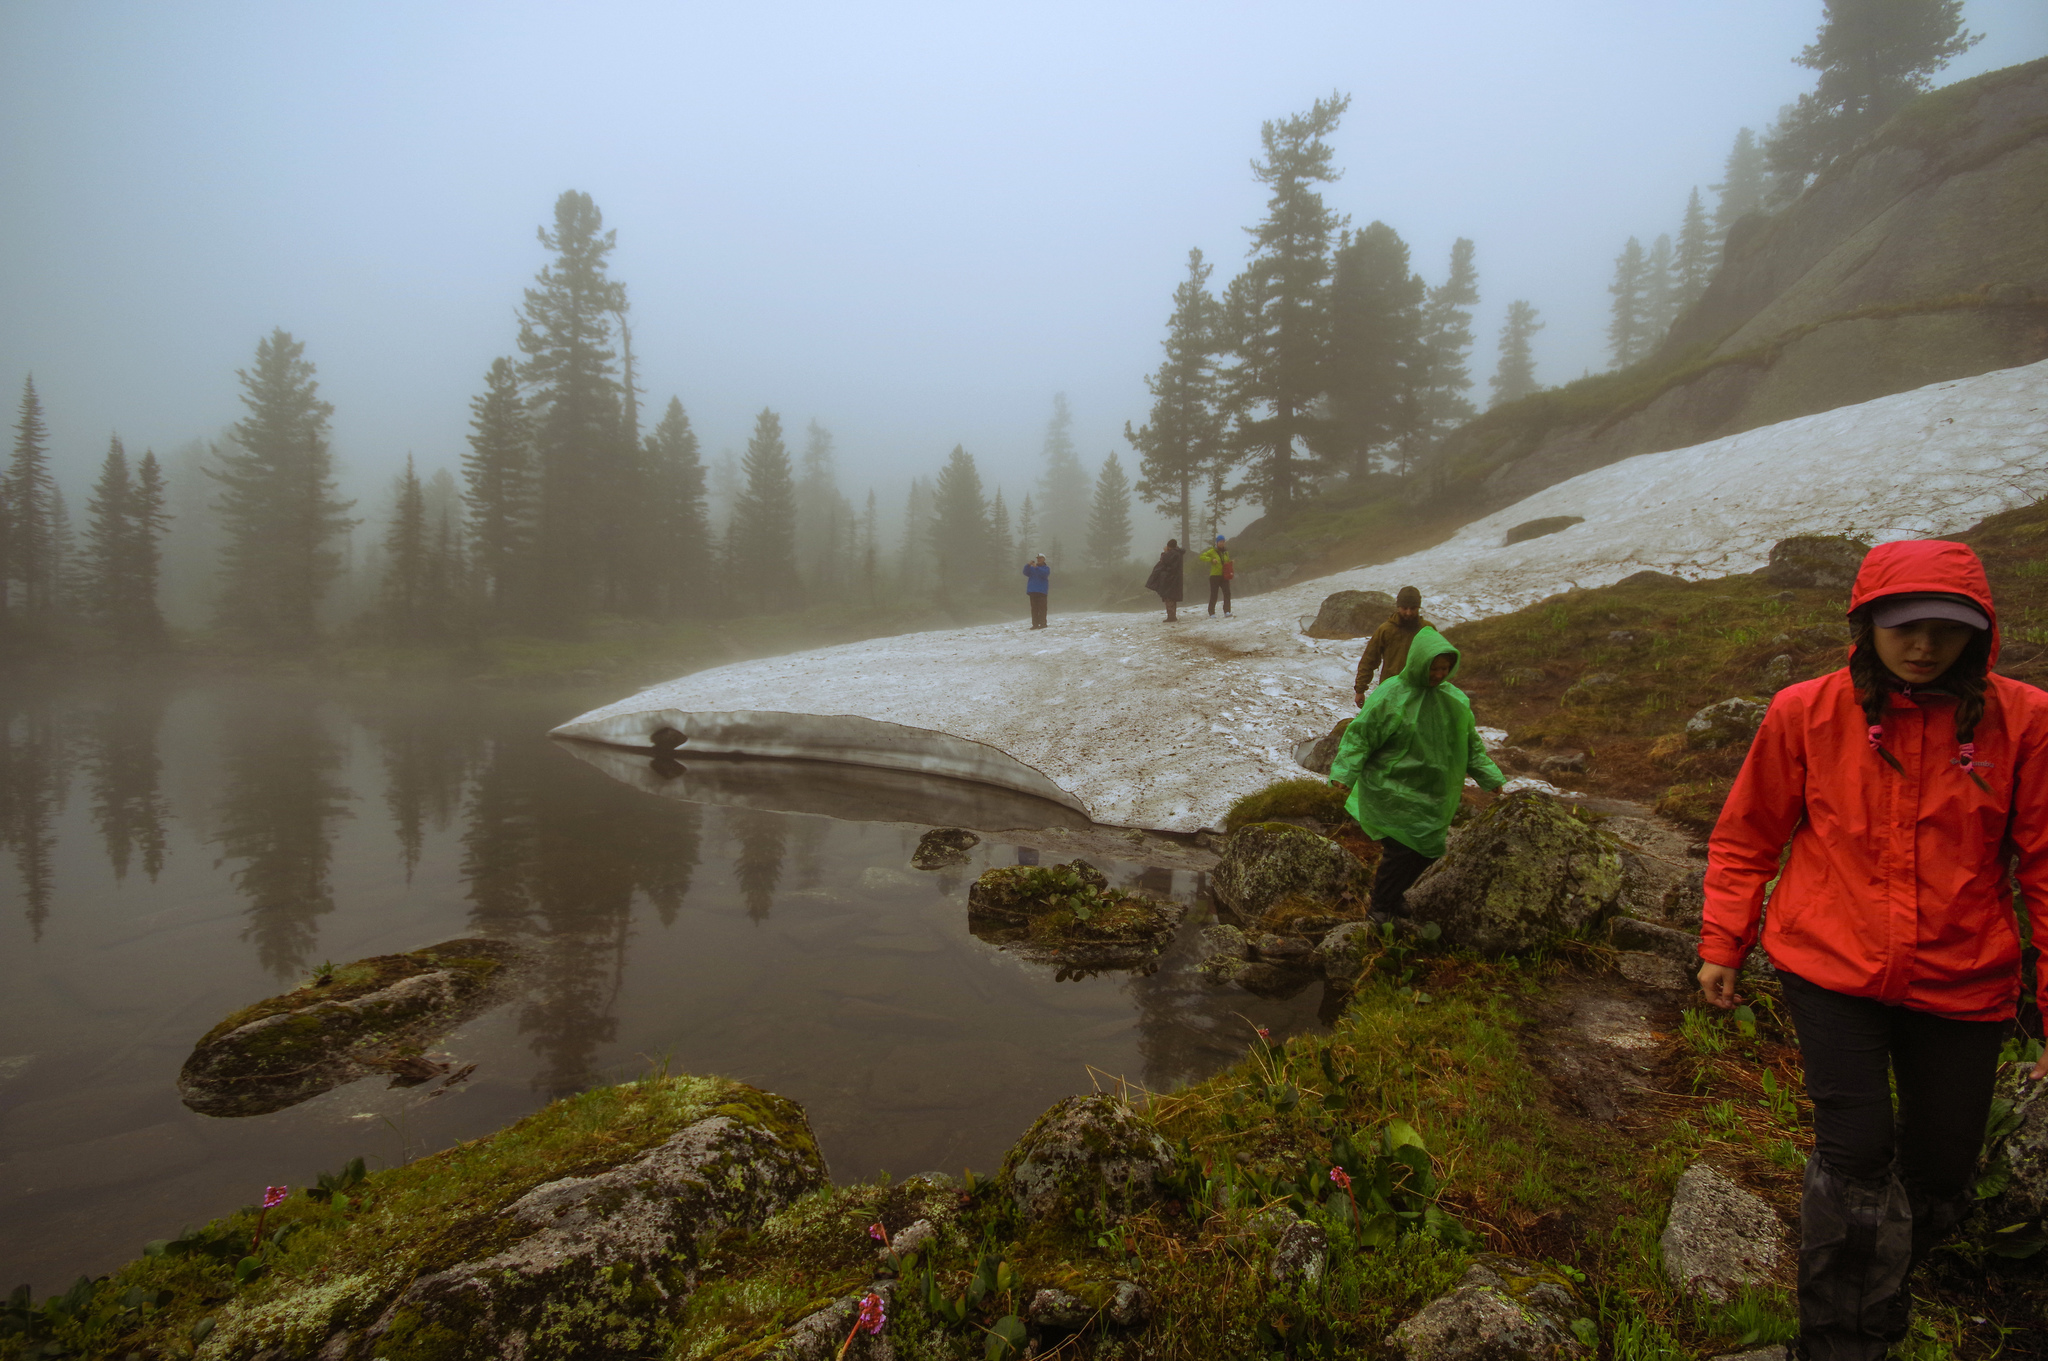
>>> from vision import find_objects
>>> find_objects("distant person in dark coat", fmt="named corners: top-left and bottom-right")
top-left (1354, 585), bottom-right (1427, 705)
top-left (1146, 540), bottom-right (1186, 622)
top-left (1023, 555), bottom-right (1051, 629)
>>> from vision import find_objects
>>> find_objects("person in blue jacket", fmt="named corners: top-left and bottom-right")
top-left (1023, 554), bottom-right (1051, 629)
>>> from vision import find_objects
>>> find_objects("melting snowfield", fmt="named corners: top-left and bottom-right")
top-left (556, 359), bottom-right (2048, 832)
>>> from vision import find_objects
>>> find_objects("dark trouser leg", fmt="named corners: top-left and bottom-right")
top-left (1208, 577), bottom-right (1226, 614)
top-left (1776, 969), bottom-right (2005, 1359)
top-left (1029, 593), bottom-right (1047, 628)
top-left (1370, 838), bottom-right (1436, 917)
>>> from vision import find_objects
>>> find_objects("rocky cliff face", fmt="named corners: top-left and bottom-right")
top-left (1447, 56), bottom-right (2048, 509)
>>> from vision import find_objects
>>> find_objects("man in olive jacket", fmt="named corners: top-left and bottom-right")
top-left (1353, 586), bottom-right (1427, 705)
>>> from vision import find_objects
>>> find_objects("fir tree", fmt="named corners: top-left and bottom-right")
top-left (1036, 394), bottom-right (1091, 556)
top-left (1085, 453), bottom-right (1134, 578)
top-left (861, 491), bottom-right (879, 604)
top-left (6, 376), bottom-right (61, 619)
top-left (128, 450), bottom-right (170, 643)
top-left (730, 409), bottom-right (799, 611)
top-left (1673, 188), bottom-right (1716, 312)
top-left (898, 477), bottom-right (934, 595)
top-left (1712, 129), bottom-right (1770, 242)
top-left (989, 489), bottom-right (1016, 592)
top-left (1222, 91), bottom-right (1349, 514)
top-left (516, 190), bottom-right (627, 624)
top-left (643, 396), bottom-right (709, 617)
top-left (1324, 222), bottom-right (1426, 478)
top-left (929, 446), bottom-right (990, 598)
top-left (1766, 0), bottom-right (1980, 190)
top-left (1487, 302), bottom-right (1544, 409)
top-left (795, 420), bottom-right (852, 599)
top-left (462, 356), bottom-right (536, 619)
top-left (210, 330), bottom-right (356, 647)
top-left (1016, 494), bottom-right (1039, 558)
top-left (1410, 237), bottom-right (1480, 462)
top-left (1127, 248), bottom-right (1227, 544)
top-left (83, 437), bottom-right (134, 631)
top-left (379, 457), bottom-right (429, 640)
top-left (1643, 233), bottom-right (1679, 342)
top-left (1606, 238), bottom-right (1653, 369)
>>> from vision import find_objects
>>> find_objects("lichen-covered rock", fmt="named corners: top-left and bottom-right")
top-left (999, 1094), bottom-right (1177, 1223)
top-left (1559, 673), bottom-right (1618, 706)
top-left (1319, 921), bottom-right (1377, 982)
top-left (1403, 793), bottom-right (1625, 955)
top-left (769, 1281), bottom-right (895, 1360)
top-left (1764, 534), bottom-right (1869, 590)
top-left (1304, 589), bottom-right (1397, 639)
top-left (1211, 823), bottom-right (1371, 927)
top-left (1979, 1061), bottom-right (2048, 1226)
top-left (966, 861), bottom-right (1182, 970)
top-left (911, 827), bottom-right (979, 870)
top-left (1027, 1288), bottom-right (1091, 1331)
top-left (1687, 697), bottom-right (1769, 750)
top-left (1761, 654), bottom-right (1795, 693)
top-left (178, 938), bottom-right (517, 1118)
top-left (1660, 1162), bottom-right (1788, 1303)
top-left (1390, 1256), bottom-right (1588, 1360)
top-left (1269, 1217), bottom-right (1328, 1285)
top-left (1297, 715), bottom-right (1353, 775)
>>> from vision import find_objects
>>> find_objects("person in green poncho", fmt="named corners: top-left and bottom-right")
top-left (1328, 626), bottom-right (1507, 917)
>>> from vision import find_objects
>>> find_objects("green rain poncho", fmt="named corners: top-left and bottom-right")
top-left (1327, 626), bottom-right (1506, 858)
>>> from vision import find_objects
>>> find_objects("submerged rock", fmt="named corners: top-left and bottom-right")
top-left (1390, 1255), bottom-right (1589, 1360)
top-left (1403, 793), bottom-right (1624, 955)
top-left (911, 826), bottom-right (980, 870)
top-left (1000, 1094), bottom-right (1177, 1223)
top-left (1659, 1162), bottom-right (1788, 1303)
top-left (177, 938), bottom-right (517, 1118)
top-left (1211, 822), bottom-right (1371, 929)
top-left (966, 861), bottom-right (1183, 971)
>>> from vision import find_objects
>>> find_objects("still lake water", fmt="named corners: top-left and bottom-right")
top-left (0, 674), bottom-right (1331, 1293)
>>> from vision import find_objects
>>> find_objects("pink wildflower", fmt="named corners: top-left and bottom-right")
top-left (1328, 1166), bottom-right (1351, 1189)
top-left (867, 1221), bottom-right (887, 1243)
top-left (1256, 1026), bottom-right (1271, 1041)
top-left (263, 1186), bottom-right (289, 1209)
top-left (857, 1292), bottom-right (887, 1335)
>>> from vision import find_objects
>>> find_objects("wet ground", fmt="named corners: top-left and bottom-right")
top-left (0, 674), bottom-right (1333, 1294)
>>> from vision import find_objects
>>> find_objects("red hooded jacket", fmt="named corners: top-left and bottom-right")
top-left (1701, 539), bottom-right (2048, 1023)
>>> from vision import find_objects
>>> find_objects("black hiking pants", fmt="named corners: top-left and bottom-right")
top-left (1371, 838), bottom-right (1436, 918)
top-left (1776, 968), bottom-right (2006, 1360)
top-left (1028, 593), bottom-right (1047, 628)
top-left (1207, 576), bottom-right (1231, 614)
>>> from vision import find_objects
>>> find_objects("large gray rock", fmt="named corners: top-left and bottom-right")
top-left (1659, 1162), bottom-right (1788, 1303)
top-left (1686, 697), bottom-right (1768, 750)
top-left (350, 1092), bottom-right (830, 1359)
top-left (771, 1282), bottom-right (896, 1360)
top-left (1403, 792), bottom-right (1626, 955)
top-left (1763, 534), bottom-right (1869, 590)
top-left (999, 1094), bottom-right (1177, 1222)
top-left (1211, 823), bottom-right (1372, 927)
top-left (910, 827), bottom-right (979, 869)
top-left (1296, 715), bottom-right (1353, 775)
top-left (1389, 1256), bottom-right (1589, 1360)
top-left (1305, 589), bottom-right (1397, 639)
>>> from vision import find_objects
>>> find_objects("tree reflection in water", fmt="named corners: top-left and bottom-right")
top-left (86, 684), bottom-right (172, 884)
top-left (0, 695), bottom-right (68, 940)
top-left (727, 806), bottom-right (786, 923)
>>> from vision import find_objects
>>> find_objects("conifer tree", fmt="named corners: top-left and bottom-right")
top-left (1766, 0), bottom-right (1979, 190)
top-left (1606, 238), bottom-right (1653, 369)
top-left (1128, 248), bottom-right (1227, 544)
top-left (861, 492), bottom-right (879, 604)
top-left (1643, 233), bottom-right (1678, 342)
top-left (1037, 394), bottom-right (1091, 556)
top-left (83, 437), bottom-right (133, 630)
top-left (379, 457), bottom-right (429, 641)
top-left (929, 446), bottom-right (990, 598)
top-left (730, 409), bottom-right (799, 611)
top-left (6, 376), bottom-right (62, 619)
top-left (516, 190), bottom-right (627, 624)
top-left (1324, 223), bottom-right (1426, 478)
top-left (898, 477), bottom-right (934, 594)
top-left (795, 420), bottom-right (851, 599)
top-left (989, 489), bottom-right (1016, 592)
top-left (1016, 494), bottom-right (1039, 558)
top-left (1085, 453), bottom-right (1134, 578)
top-left (1673, 188), bottom-right (1716, 311)
top-left (210, 330), bottom-right (356, 647)
top-left (1488, 302), bottom-right (1544, 409)
top-left (462, 356), bottom-right (536, 619)
top-left (1712, 129), bottom-right (1770, 242)
top-left (1222, 92), bottom-right (1349, 514)
top-left (1410, 238), bottom-right (1480, 462)
top-left (128, 451), bottom-right (170, 643)
top-left (643, 396), bottom-right (709, 617)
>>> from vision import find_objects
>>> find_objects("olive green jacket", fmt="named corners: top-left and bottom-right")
top-left (1355, 615), bottom-right (1427, 693)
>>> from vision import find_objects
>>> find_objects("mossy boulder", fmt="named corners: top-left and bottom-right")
top-left (1223, 777), bottom-right (1351, 831)
top-left (1305, 589), bottom-right (1396, 639)
top-left (998, 1094), bottom-right (1177, 1223)
top-left (1296, 716), bottom-right (1353, 776)
top-left (1211, 822), bottom-right (1371, 929)
top-left (1686, 697), bottom-right (1768, 750)
top-left (1763, 534), bottom-right (1870, 590)
top-left (911, 826), bottom-right (980, 870)
top-left (1390, 1255), bottom-right (1589, 1360)
top-left (966, 861), bottom-right (1183, 971)
top-left (180, 1076), bottom-right (825, 1361)
top-left (1402, 792), bottom-right (1625, 955)
top-left (178, 938), bottom-right (518, 1118)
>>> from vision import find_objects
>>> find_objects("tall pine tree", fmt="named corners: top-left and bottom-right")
top-left (1643, 233), bottom-right (1679, 342)
top-left (1036, 394), bottom-right (1091, 561)
top-left (929, 446), bottom-right (990, 599)
top-left (1324, 222), bottom-right (1425, 478)
top-left (1487, 302), bottom-right (1544, 409)
top-left (378, 457), bottom-right (429, 640)
top-left (210, 330), bottom-right (355, 647)
top-left (795, 420), bottom-right (852, 599)
top-left (643, 397), bottom-right (709, 617)
top-left (1606, 238), bottom-right (1653, 369)
top-left (988, 489), bottom-right (1017, 593)
top-left (6, 377), bottom-right (62, 621)
top-left (516, 190), bottom-right (627, 625)
top-left (1085, 453), bottom-right (1134, 578)
top-left (1223, 91), bottom-right (1349, 514)
top-left (1712, 129), bottom-right (1770, 243)
top-left (1673, 188), bottom-right (1716, 312)
top-left (463, 356), bottom-right (536, 621)
top-left (128, 451), bottom-right (170, 643)
top-left (1127, 248), bottom-right (1227, 545)
top-left (83, 437), bottom-right (132, 631)
top-left (730, 409), bottom-right (799, 611)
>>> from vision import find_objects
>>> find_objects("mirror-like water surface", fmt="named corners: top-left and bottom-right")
top-left (0, 675), bottom-right (1333, 1293)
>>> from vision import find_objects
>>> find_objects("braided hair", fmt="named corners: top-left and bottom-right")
top-left (1847, 602), bottom-right (1993, 777)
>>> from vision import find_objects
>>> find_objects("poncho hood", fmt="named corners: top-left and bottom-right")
top-left (1847, 538), bottom-right (2000, 667)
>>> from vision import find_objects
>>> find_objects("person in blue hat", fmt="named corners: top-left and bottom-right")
top-left (1198, 535), bottom-right (1233, 616)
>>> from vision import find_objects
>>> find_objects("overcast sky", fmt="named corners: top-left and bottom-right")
top-left (4, 1), bottom-right (2043, 530)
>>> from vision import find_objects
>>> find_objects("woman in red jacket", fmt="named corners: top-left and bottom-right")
top-left (1698, 539), bottom-right (2048, 1361)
